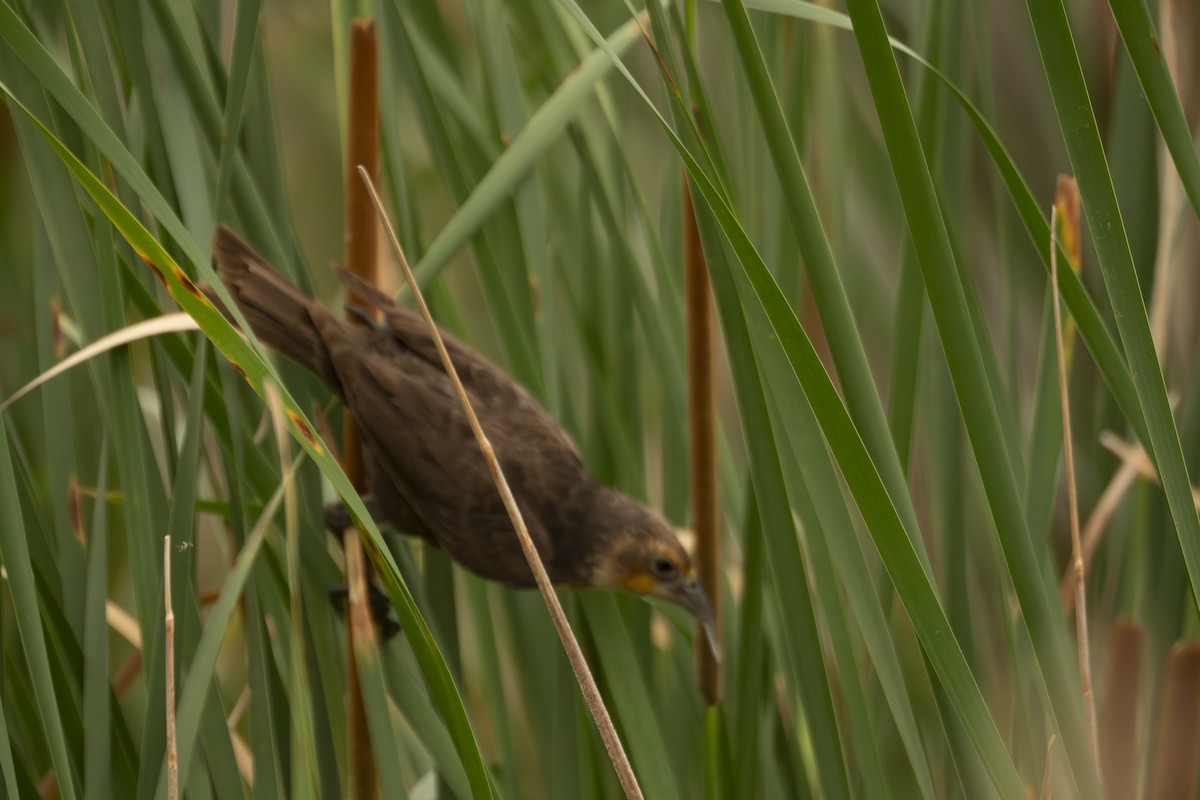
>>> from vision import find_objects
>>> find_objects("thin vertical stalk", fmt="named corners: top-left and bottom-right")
top-left (1051, 179), bottom-right (1099, 772)
top-left (342, 16), bottom-right (382, 477)
top-left (1147, 0), bottom-right (1185, 360)
top-left (343, 17), bottom-right (381, 799)
top-left (1037, 735), bottom-right (1056, 800)
top-left (164, 536), bottom-right (178, 800)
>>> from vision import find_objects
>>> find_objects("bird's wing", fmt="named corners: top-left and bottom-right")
top-left (335, 266), bottom-right (585, 462)
top-left (323, 323), bottom-right (582, 584)
top-left (334, 266), bottom-right (501, 394)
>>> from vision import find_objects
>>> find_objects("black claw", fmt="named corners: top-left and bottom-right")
top-left (324, 495), bottom-right (384, 534)
top-left (328, 582), bottom-right (402, 640)
top-left (323, 501), bottom-right (354, 533)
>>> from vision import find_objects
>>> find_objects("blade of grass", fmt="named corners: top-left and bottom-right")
top-left (555, 4), bottom-right (1026, 792)
top-left (0, 85), bottom-right (496, 800)
top-left (581, 597), bottom-right (682, 800)
top-left (142, 0), bottom-right (293, 266)
top-left (692, 210), bottom-right (851, 800)
top-left (1105, 0), bottom-right (1200, 224)
top-left (83, 443), bottom-right (110, 800)
top-left (380, 654), bottom-right (473, 800)
top-left (0, 645), bottom-right (20, 798)
top-left (731, 484), bottom-right (765, 800)
top-left (683, 176), bottom-right (721, 705)
top-left (1024, 291), bottom-right (1064, 542)
top-left (774, 440), bottom-right (893, 799)
top-left (463, 580), bottom-right (521, 800)
top-left (838, 0), bottom-right (1097, 791)
top-left (381, 2), bottom-right (541, 392)
top-left (158, 440), bottom-right (297, 798)
top-left (754, 298), bottom-right (937, 798)
top-left (733, 0), bottom-right (1150, 453)
top-left (144, 20), bottom-right (213, 245)
top-left (402, 12), bottom-right (644, 291)
top-left (170, 347), bottom-right (247, 800)
top-left (345, 525), bottom-right (410, 799)
top-left (466, 0), bottom-right (556, 410)
top-left (0, 417), bottom-right (78, 800)
top-left (212, 0), bottom-right (261, 218)
top-left (31, 225), bottom-right (86, 637)
top-left (1026, 0), bottom-right (1200, 628)
top-left (244, 590), bottom-right (285, 799)
top-left (638, 25), bottom-right (892, 796)
top-left (714, 0), bottom-right (931, 576)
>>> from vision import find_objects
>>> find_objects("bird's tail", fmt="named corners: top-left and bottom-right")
top-left (209, 225), bottom-right (341, 388)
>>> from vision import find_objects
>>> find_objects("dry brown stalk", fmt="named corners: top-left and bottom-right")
top-left (1099, 621), bottom-right (1143, 800)
top-left (343, 18), bottom-right (381, 799)
top-left (341, 16), bottom-right (382, 487)
top-left (164, 536), bottom-right (178, 800)
top-left (1148, 0), bottom-right (1187, 360)
top-left (1038, 735), bottom-right (1056, 800)
top-left (1098, 432), bottom-right (1200, 510)
top-left (359, 166), bottom-right (645, 800)
top-left (1051, 180), bottom-right (1100, 772)
top-left (1150, 642), bottom-right (1200, 800)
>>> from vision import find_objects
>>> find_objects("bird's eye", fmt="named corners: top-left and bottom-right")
top-left (651, 555), bottom-right (678, 580)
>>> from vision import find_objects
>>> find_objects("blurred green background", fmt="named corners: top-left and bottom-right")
top-left (0, 0), bottom-right (1199, 798)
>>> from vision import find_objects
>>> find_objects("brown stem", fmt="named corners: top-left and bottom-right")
top-left (1150, 642), bottom-right (1200, 800)
top-left (1037, 735), bottom-right (1056, 800)
top-left (1051, 181), bottom-right (1100, 772)
top-left (1100, 621), bottom-right (1143, 800)
top-left (343, 17), bottom-right (381, 800)
top-left (165, 537), bottom-right (178, 800)
top-left (341, 15), bottom-right (380, 484)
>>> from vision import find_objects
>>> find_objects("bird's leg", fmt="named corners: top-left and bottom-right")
top-left (322, 494), bottom-right (383, 532)
top-left (324, 494), bottom-right (402, 640)
top-left (327, 583), bottom-right (402, 640)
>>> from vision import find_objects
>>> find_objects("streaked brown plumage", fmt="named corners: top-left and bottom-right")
top-left (210, 225), bottom-right (713, 634)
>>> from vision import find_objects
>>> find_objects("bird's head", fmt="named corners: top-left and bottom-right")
top-left (585, 491), bottom-right (718, 657)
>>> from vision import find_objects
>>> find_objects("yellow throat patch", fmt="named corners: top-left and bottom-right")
top-left (621, 571), bottom-right (658, 595)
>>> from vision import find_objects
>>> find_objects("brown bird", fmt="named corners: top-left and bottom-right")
top-left (210, 225), bottom-right (715, 645)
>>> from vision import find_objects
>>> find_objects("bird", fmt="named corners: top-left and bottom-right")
top-left (209, 225), bottom-right (715, 649)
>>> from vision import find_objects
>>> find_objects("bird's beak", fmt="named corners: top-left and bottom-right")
top-left (675, 580), bottom-right (720, 664)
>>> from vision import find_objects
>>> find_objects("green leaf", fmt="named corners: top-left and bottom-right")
top-left (0, 82), bottom-right (495, 800)
top-left (0, 418), bottom-right (79, 799)
top-left (1027, 0), bottom-right (1200, 665)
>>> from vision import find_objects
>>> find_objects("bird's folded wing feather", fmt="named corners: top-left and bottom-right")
top-left (331, 333), bottom-right (563, 582)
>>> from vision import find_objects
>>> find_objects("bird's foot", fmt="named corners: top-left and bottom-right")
top-left (329, 582), bottom-right (402, 640)
top-left (323, 494), bottom-right (383, 533)
top-left (325, 496), bottom-right (399, 639)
